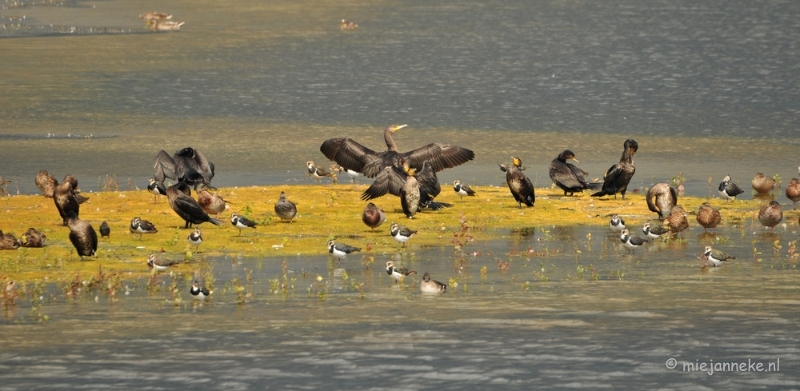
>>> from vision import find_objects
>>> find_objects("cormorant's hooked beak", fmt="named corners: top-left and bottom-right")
top-left (392, 124), bottom-right (408, 133)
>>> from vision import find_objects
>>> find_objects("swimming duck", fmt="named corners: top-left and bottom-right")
top-left (718, 175), bottom-right (745, 203)
top-left (20, 228), bottom-right (46, 248)
top-left (166, 182), bottom-right (223, 229)
top-left (420, 272), bottom-right (447, 294)
top-left (129, 217), bottom-right (158, 239)
top-left (752, 173), bottom-right (777, 194)
top-left (230, 212), bottom-right (257, 236)
top-left (453, 179), bottom-right (476, 199)
top-left (197, 187), bottom-right (229, 219)
top-left (274, 191), bottom-right (298, 222)
top-left (390, 222), bottom-right (417, 247)
top-left (340, 19), bottom-right (358, 30)
top-left (646, 182), bottom-right (678, 220)
top-left (147, 19), bottom-right (185, 31)
top-left (0, 230), bottom-right (20, 250)
top-left (306, 161), bottom-right (333, 182)
top-left (592, 139), bottom-right (638, 199)
top-left (666, 205), bottom-right (689, 236)
top-left (66, 213), bottom-right (97, 259)
top-left (758, 200), bottom-right (782, 232)
top-left (500, 157), bottom-right (534, 208)
top-left (35, 170), bottom-right (57, 198)
top-left (704, 246), bottom-right (735, 267)
top-left (99, 221), bottom-right (111, 238)
top-left (320, 124), bottom-right (474, 180)
top-left (696, 202), bottom-right (721, 233)
top-left (386, 261), bottom-right (416, 283)
top-left (361, 202), bottom-right (386, 231)
top-left (147, 178), bottom-right (167, 203)
top-left (785, 178), bottom-right (800, 209)
top-left (548, 150), bottom-right (600, 196)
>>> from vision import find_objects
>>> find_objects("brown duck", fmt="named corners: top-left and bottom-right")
top-left (0, 230), bottom-right (20, 250)
top-left (752, 173), bottom-right (777, 194)
top-left (666, 205), bottom-right (689, 236)
top-left (758, 200), bottom-right (782, 232)
top-left (696, 202), bottom-right (721, 233)
top-left (785, 178), bottom-right (800, 210)
top-left (21, 228), bottom-right (47, 248)
top-left (361, 202), bottom-right (386, 231)
top-left (646, 182), bottom-right (678, 220)
top-left (197, 188), bottom-right (229, 219)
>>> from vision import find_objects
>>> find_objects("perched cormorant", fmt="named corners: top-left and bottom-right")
top-left (148, 178), bottom-right (167, 203)
top-left (704, 246), bottom-right (735, 267)
top-left (35, 170), bottom-right (57, 198)
top-left (190, 280), bottom-right (212, 300)
top-left (548, 150), bottom-right (600, 196)
top-left (130, 217), bottom-right (158, 239)
top-left (718, 175), bottom-right (745, 203)
top-left (786, 178), bottom-right (800, 210)
top-left (306, 161), bottom-right (334, 182)
top-left (0, 230), bottom-right (20, 250)
top-left (619, 229), bottom-right (648, 251)
top-left (320, 124), bottom-right (474, 179)
top-left (758, 200), bottom-right (782, 232)
top-left (230, 212), bottom-right (257, 236)
top-left (646, 183), bottom-right (678, 220)
top-left (386, 261), bottom-right (416, 283)
top-left (153, 147), bottom-right (215, 188)
top-left (99, 221), bottom-right (111, 238)
top-left (188, 228), bottom-right (203, 252)
top-left (362, 202), bottom-right (386, 231)
top-left (21, 228), bottom-right (46, 248)
top-left (752, 173), bottom-right (777, 194)
top-left (66, 213), bottom-right (97, 259)
top-left (197, 187), bottom-right (229, 219)
top-left (453, 179), bottom-right (476, 199)
top-left (666, 205), bottom-right (689, 236)
top-left (327, 240), bottom-right (360, 262)
top-left (591, 139), bottom-right (638, 200)
top-left (696, 202), bottom-right (721, 233)
top-left (274, 191), bottom-right (298, 222)
top-left (500, 157), bottom-right (534, 208)
top-left (390, 222), bottom-right (416, 247)
top-left (420, 272), bottom-right (447, 294)
top-left (53, 178), bottom-right (79, 226)
top-left (166, 182), bottom-right (222, 229)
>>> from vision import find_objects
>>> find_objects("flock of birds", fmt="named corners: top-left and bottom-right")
top-left (2, 124), bottom-right (799, 296)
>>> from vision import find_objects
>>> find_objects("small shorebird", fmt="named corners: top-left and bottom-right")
top-left (609, 215), bottom-right (626, 232)
top-left (336, 166), bottom-right (362, 183)
top-left (147, 178), bottom-right (167, 203)
top-left (307, 161), bottom-right (333, 183)
top-left (642, 222), bottom-right (669, 240)
top-left (390, 222), bottom-right (417, 247)
top-left (99, 221), bottom-right (110, 238)
top-left (785, 178), bottom-right (800, 210)
top-left (619, 229), bottom-right (648, 251)
top-left (696, 202), bottom-right (721, 233)
top-left (230, 212), bottom-right (257, 236)
top-left (703, 246), bottom-right (735, 267)
top-left (147, 253), bottom-right (181, 272)
top-left (130, 217), bottom-right (158, 239)
top-left (752, 173), bottom-right (777, 194)
top-left (453, 179), bottom-right (476, 199)
top-left (758, 200), bottom-right (782, 232)
top-left (386, 261), bottom-right (417, 283)
top-left (188, 228), bottom-right (203, 252)
top-left (362, 202), bottom-right (386, 231)
top-left (718, 175), bottom-right (745, 203)
top-left (420, 272), bottom-right (447, 294)
top-left (327, 240), bottom-right (360, 262)
top-left (274, 191), bottom-right (297, 222)
top-left (190, 280), bottom-right (212, 300)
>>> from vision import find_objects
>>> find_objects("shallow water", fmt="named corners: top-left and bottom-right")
top-left (1, 0), bottom-right (800, 388)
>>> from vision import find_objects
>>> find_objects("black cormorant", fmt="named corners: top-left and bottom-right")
top-left (591, 139), bottom-right (638, 200)
top-left (53, 179), bottom-right (79, 226)
top-left (153, 147), bottom-right (215, 189)
top-left (166, 182), bottom-right (223, 229)
top-left (66, 213), bottom-right (97, 259)
top-left (500, 157), bottom-right (534, 208)
top-left (548, 150), bottom-right (600, 196)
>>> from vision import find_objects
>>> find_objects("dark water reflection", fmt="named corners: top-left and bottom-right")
top-left (2, 225), bottom-right (798, 389)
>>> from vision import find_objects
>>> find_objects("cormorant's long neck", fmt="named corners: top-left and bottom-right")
top-left (384, 127), bottom-right (398, 151)
top-left (620, 146), bottom-right (633, 163)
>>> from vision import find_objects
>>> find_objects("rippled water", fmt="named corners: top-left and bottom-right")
top-left (1, 0), bottom-right (800, 388)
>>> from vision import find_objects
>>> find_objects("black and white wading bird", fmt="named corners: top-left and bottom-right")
top-left (703, 246), bottom-right (735, 267)
top-left (129, 217), bottom-right (158, 239)
top-left (386, 261), bottom-right (417, 283)
top-left (452, 179), bottom-right (476, 199)
top-left (718, 175), bottom-right (744, 203)
top-left (188, 228), bottom-right (203, 252)
top-left (327, 240), bottom-right (361, 263)
top-left (390, 222), bottom-right (417, 247)
top-left (147, 178), bottom-right (167, 203)
top-left (619, 229), bottom-right (648, 251)
top-left (190, 280), bottom-right (212, 300)
top-left (230, 212), bottom-right (257, 236)
top-left (609, 215), bottom-right (626, 232)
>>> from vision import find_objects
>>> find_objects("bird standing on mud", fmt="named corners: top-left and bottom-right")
top-left (758, 200), bottom-right (782, 232)
top-left (66, 213), bottom-right (97, 260)
top-left (500, 157), bottom-right (534, 208)
top-left (646, 183), bottom-right (678, 220)
top-left (453, 179), bottom-right (476, 199)
top-left (592, 139), bottom-right (638, 200)
top-left (548, 150), bottom-right (600, 196)
top-left (166, 182), bottom-right (222, 229)
top-left (718, 175), bottom-right (745, 203)
top-left (362, 202), bottom-right (386, 231)
top-left (274, 191), bottom-right (298, 222)
top-left (696, 202), bottom-right (721, 233)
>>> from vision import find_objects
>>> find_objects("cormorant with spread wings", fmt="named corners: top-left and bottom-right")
top-left (153, 147), bottom-right (215, 189)
top-left (319, 124), bottom-right (474, 178)
top-left (360, 160), bottom-right (451, 217)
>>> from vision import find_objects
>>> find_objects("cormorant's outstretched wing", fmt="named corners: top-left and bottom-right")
top-left (174, 148), bottom-right (214, 184)
top-left (361, 166), bottom-right (406, 201)
top-left (320, 138), bottom-right (380, 177)
top-left (188, 148), bottom-right (215, 183)
top-left (415, 161), bottom-right (442, 198)
top-left (153, 150), bottom-right (177, 184)
top-left (403, 143), bottom-right (475, 173)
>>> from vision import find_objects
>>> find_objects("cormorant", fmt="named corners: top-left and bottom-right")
top-left (548, 150), bottom-right (600, 196)
top-left (153, 147), bottom-right (215, 188)
top-left (752, 173), bottom-right (777, 194)
top-left (99, 221), bottom-right (111, 238)
top-left (66, 213), bottom-right (97, 259)
top-left (758, 200), bottom-right (782, 232)
top-left (386, 261), bottom-right (416, 283)
top-left (35, 170), bottom-right (57, 198)
top-left (646, 183), bottom-right (678, 220)
top-left (696, 202), bottom-right (721, 233)
top-left (320, 124), bottom-right (474, 179)
top-left (718, 175), bottom-right (745, 202)
top-left (53, 179), bottom-right (79, 226)
top-left (360, 161), bottom-right (449, 217)
top-left (500, 157), bottom-right (534, 208)
top-left (453, 179), bottom-right (476, 199)
top-left (362, 202), bottom-right (386, 231)
top-left (274, 191), bottom-right (298, 222)
top-left (420, 272), bottom-right (447, 294)
top-left (21, 228), bottom-right (46, 248)
top-left (591, 139), bottom-right (638, 199)
top-left (166, 182), bottom-right (222, 229)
